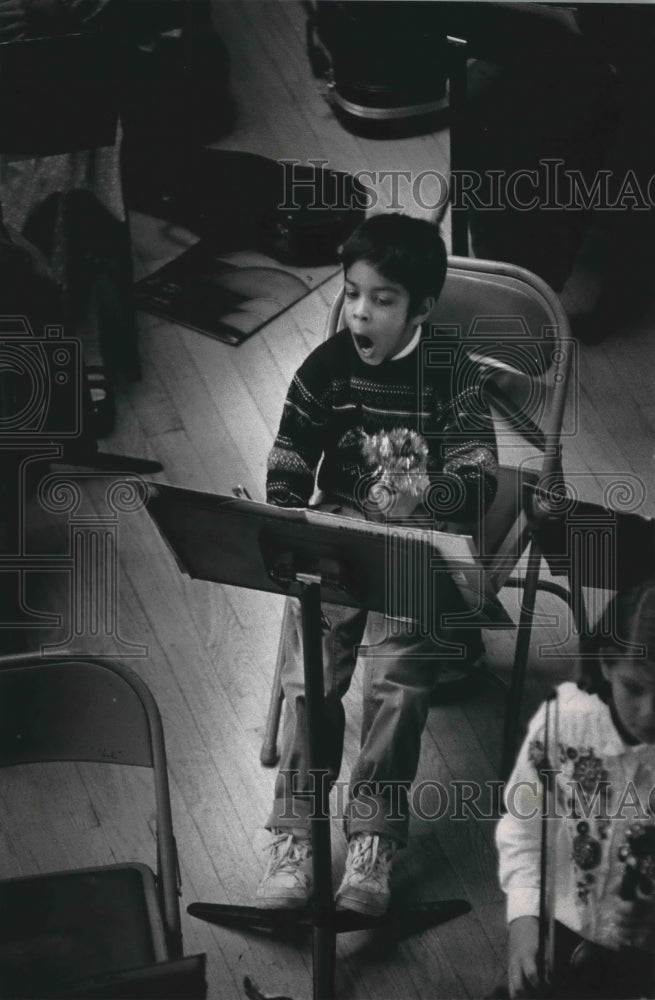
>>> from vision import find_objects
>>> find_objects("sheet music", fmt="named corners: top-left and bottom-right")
top-left (145, 485), bottom-right (512, 627)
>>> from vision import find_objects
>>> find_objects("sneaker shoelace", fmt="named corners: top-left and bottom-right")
top-left (348, 834), bottom-right (394, 884)
top-left (266, 832), bottom-right (312, 878)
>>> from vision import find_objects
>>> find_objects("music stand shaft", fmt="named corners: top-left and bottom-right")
top-left (298, 576), bottom-right (336, 1000)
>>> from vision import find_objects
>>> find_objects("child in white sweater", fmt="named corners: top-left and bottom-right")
top-left (497, 578), bottom-right (655, 998)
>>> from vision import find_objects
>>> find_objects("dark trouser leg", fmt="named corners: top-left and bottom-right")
top-left (267, 593), bottom-right (368, 832)
top-left (347, 570), bottom-right (473, 846)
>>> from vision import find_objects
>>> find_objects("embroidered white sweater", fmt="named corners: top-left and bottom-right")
top-left (496, 682), bottom-right (655, 948)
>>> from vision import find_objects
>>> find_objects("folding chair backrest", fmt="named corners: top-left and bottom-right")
top-left (432, 256), bottom-right (572, 479)
top-left (326, 255), bottom-right (573, 481)
top-left (434, 257), bottom-right (564, 345)
top-left (0, 655), bottom-right (155, 767)
top-left (0, 653), bottom-right (181, 956)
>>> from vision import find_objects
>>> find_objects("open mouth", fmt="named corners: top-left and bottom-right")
top-left (353, 333), bottom-right (374, 355)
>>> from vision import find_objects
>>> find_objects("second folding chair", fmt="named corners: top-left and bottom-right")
top-left (0, 653), bottom-right (206, 1000)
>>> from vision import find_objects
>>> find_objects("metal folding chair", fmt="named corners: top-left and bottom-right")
top-left (0, 653), bottom-right (205, 999)
top-left (259, 256), bottom-right (580, 779)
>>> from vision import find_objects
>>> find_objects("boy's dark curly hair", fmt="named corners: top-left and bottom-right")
top-left (340, 212), bottom-right (447, 310)
top-left (578, 576), bottom-right (655, 703)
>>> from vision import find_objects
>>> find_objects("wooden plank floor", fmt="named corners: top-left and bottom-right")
top-left (8, 2), bottom-right (655, 998)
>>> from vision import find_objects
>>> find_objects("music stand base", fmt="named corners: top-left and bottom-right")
top-left (188, 898), bottom-right (470, 935)
top-left (189, 898), bottom-right (470, 998)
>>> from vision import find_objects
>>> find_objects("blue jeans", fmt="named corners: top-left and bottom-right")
top-left (267, 501), bottom-right (480, 846)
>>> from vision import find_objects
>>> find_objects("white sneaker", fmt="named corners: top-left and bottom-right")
top-left (255, 830), bottom-right (313, 909)
top-left (335, 833), bottom-right (396, 916)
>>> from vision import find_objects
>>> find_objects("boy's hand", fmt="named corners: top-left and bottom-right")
top-left (508, 916), bottom-right (540, 998)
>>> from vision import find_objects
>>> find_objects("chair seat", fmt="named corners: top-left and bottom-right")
top-left (0, 864), bottom-right (166, 999)
top-left (50, 955), bottom-right (207, 999)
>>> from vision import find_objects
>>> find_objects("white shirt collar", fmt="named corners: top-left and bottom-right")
top-left (391, 325), bottom-right (422, 361)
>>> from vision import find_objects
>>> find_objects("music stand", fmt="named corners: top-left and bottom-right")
top-left (145, 484), bottom-right (502, 1000)
top-left (498, 483), bottom-right (655, 779)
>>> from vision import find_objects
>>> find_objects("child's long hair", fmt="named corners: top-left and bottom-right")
top-left (578, 576), bottom-right (655, 703)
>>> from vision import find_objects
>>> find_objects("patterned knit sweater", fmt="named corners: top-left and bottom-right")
top-left (497, 682), bottom-right (655, 949)
top-left (266, 327), bottom-right (498, 523)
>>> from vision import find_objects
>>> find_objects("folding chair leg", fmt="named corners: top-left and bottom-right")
top-left (447, 34), bottom-right (469, 257)
top-left (501, 542), bottom-right (542, 781)
top-left (568, 569), bottom-right (590, 639)
top-left (259, 598), bottom-right (290, 767)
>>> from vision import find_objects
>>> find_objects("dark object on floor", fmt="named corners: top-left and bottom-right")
top-left (561, 1), bottom-right (655, 341)
top-left (464, 62), bottom-right (614, 292)
top-left (0, 220), bottom-right (162, 532)
top-left (118, 0), bottom-right (235, 150)
top-left (567, 269), bottom-right (655, 344)
top-left (243, 976), bottom-right (295, 1000)
top-left (454, 3), bottom-right (616, 292)
top-left (0, 34), bottom-right (118, 155)
top-left (122, 148), bottom-right (367, 268)
top-left (84, 365), bottom-right (116, 440)
top-left (24, 189), bottom-right (142, 383)
top-left (305, 0), bottom-right (450, 138)
top-left (308, 1), bottom-right (619, 291)
top-left (133, 240), bottom-right (338, 346)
